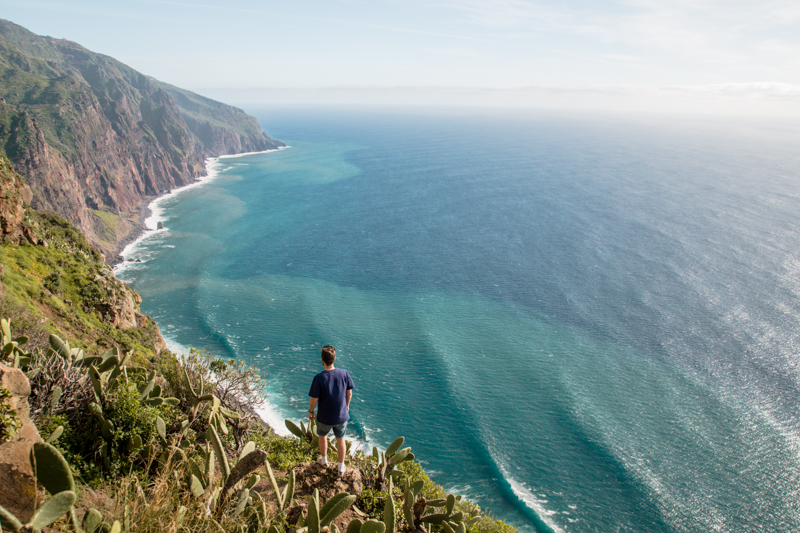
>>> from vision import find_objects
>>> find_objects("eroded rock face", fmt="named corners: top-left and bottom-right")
top-left (0, 364), bottom-right (44, 523)
top-left (91, 266), bottom-right (140, 329)
top-left (0, 156), bottom-right (37, 246)
top-left (88, 266), bottom-right (166, 351)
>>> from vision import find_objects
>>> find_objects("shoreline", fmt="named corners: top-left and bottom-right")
top-left (110, 146), bottom-right (291, 435)
top-left (112, 146), bottom-right (288, 268)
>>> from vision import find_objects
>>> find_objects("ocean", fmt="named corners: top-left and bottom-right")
top-left (115, 107), bottom-right (800, 533)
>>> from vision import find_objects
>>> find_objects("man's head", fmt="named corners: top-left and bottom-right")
top-left (321, 345), bottom-right (336, 366)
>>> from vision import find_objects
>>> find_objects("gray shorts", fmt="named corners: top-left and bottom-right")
top-left (316, 420), bottom-right (347, 439)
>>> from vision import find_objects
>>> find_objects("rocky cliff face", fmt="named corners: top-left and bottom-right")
top-left (0, 155), bottom-right (165, 350)
top-left (0, 19), bottom-right (283, 261)
top-left (0, 155), bottom-right (35, 245)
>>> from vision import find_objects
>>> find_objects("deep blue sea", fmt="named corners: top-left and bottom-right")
top-left (116, 108), bottom-right (800, 533)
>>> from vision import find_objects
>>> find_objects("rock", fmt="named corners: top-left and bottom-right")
top-left (0, 156), bottom-right (37, 246)
top-left (287, 461), bottom-right (366, 532)
top-left (156, 221), bottom-right (163, 229)
top-left (0, 363), bottom-right (44, 523)
top-left (90, 279), bottom-right (142, 329)
top-left (20, 184), bottom-right (33, 205)
top-left (293, 461), bottom-right (363, 503)
top-left (285, 503), bottom-right (307, 526)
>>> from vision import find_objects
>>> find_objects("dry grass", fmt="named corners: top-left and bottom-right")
top-left (108, 452), bottom-right (267, 533)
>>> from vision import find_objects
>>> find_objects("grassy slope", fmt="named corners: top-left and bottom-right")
top-left (158, 81), bottom-right (266, 138)
top-left (0, 210), bottom-right (165, 359)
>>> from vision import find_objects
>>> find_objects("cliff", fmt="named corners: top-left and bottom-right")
top-left (0, 19), bottom-right (283, 261)
top-left (0, 154), bottom-right (166, 356)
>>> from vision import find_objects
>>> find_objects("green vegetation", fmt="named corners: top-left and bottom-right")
top-left (0, 385), bottom-right (21, 440)
top-left (2, 323), bottom-right (515, 533)
top-left (0, 209), bottom-right (163, 359)
top-left (88, 209), bottom-right (120, 247)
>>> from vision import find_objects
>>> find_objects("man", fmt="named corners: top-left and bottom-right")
top-left (308, 345), bottom-right (355, 474)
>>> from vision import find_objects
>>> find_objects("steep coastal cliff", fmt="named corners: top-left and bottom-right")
top-left (0, 19), bottom-right (283, 261)
top-left (0, 155), bottom-right (166, 353)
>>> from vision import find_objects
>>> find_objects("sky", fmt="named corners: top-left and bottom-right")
top-left (2, 0), bottom-right (799, 115)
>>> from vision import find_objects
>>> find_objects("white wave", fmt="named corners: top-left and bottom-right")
top-left (256, 401), bottom-right (293, 436)
top-left (503, 472), bottom-right (566, 533)
top-left (163, 337), bottom-right (194, 357)
top-left (216, 146), bottom-right (290, 160)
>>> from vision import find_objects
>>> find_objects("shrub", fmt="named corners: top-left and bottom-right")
top-left (396, 459), bottom-right (446, 501)
top-left (251, 426), bottom-right (316, 470)
top-left (180, 349), bottom-right (265, 412)
top-left (0, 385), bottom-right (21, 442)
top-left (357, 488), bottom-right (387, 520)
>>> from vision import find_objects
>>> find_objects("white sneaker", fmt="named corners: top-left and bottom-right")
top-left (338, 462), bottom-right (346, 474)
top-left (318, 456), bottom-right (328, 466)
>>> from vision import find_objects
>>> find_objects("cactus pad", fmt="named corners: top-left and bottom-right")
top-left (31, 441), bottom-right (75, 494)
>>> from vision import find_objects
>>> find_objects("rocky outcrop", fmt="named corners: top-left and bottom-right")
top-left (287, 461), bottom-right (365, 533)
top-left (0, 364), bottom-right (44, 523)
top-left (0, 154), bottom-right (36, 245)
top-left (1, 156), bottom-right (168, 354)
top-left (0, 19), bottom-right (284, 260)
top-left (91, 265), bottom-right (154, 334)
top-left (293, 461), bottom-right (363, 502)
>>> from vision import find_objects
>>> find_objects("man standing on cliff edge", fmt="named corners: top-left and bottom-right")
top-left (309, 345), bottom-right (355, 474)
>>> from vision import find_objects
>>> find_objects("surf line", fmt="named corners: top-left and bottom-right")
top-left (115, 145), bottom-right (290, 272)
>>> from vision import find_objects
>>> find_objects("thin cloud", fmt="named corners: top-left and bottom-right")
top-left (444, 0), bottom-right (800, 77)
top-left (137, 0), bottom-right (497, 43)
top-left (434, 46), bottom-right (486, 58)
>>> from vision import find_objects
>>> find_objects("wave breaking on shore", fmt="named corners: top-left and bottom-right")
top-left (114, 147), bottom-right (290, 433)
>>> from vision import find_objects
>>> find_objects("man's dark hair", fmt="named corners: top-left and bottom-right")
top-left (321, 345), bottom-right (336, 366)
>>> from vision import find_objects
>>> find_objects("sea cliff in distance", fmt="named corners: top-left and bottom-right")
top-left (0, 19), bottom-right (284, 261)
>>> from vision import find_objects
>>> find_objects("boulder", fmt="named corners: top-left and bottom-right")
top-left (293, 460), bottom-right (363, 502)
top-left (287, 461), bottom-right (365, 532)
top-left (0, 363), bottom-right (44, 522)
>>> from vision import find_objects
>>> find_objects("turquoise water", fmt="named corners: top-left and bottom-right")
top-left (116, 109), bottom-right (800, 532)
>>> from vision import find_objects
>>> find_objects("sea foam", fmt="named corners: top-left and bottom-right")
top-left (503, 471), bottom-right (566, 533)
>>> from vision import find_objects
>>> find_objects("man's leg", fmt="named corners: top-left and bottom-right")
top-left (317, 422), bottom-right (330, 465)
top-left (336, 437), bottom-right (346, 473)
top-left (319, 435), bottom-right (328, 461)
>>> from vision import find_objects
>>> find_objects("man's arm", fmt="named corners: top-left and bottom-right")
top-left (309, 397), bottom-right (318, 420)
top-left (345, 389), bottom-right (352, 412)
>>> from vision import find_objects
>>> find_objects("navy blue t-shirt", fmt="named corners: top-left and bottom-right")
top-left (309, 368), bottom-right (355, 426)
